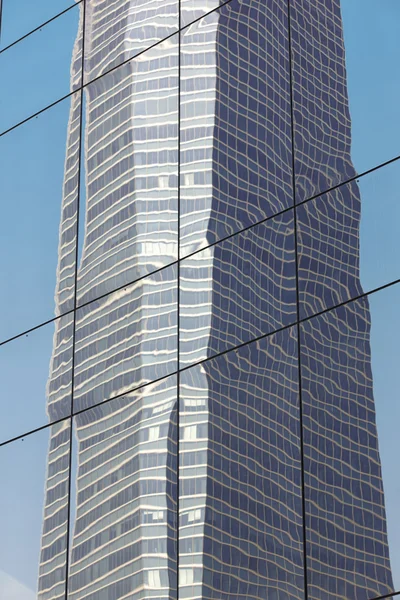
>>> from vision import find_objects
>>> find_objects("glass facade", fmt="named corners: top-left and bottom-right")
top-left (0, 1), bottom-right (399, 599)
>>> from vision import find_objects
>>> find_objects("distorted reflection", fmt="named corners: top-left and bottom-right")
top-left (68, 378), bottom-right (177, 598)
top-left (0, 1), bottom-right (399, 599)
top-left (179, 329), bottom-right (304, 599)
top-left (301, 298), bottom-right (394, 599)
top-left (77, 37), bottom-right (179, 306)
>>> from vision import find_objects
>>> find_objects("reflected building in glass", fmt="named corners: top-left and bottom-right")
top-left (36, 1), bottom-right (393, 600)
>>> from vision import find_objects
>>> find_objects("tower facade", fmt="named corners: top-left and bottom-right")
top-left (35, 1), bottom-right (393, 600)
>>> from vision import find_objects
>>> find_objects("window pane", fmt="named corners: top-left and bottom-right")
top-left (0, 314), bottom-right (73, 444)
top-left (0, 0), bottom-right (78, 49)
top-left (297, 158), bottom-right (400, 319)
top-left (0, 420), bottom-right (71, 600)
top-left (68, 376), bottom-right (177, 598)
top-left (291, 0), bottom-right (400, 202)
top-left (83, 0), bottom-right (179, 85)
top-left (77, 37), bottom-right (179, 306)
top-left (180, 211), bottom-right (296, 368)
top-left (301, 284), bottom-right (400, 598)
top-left (0, 4), bottom-right (82, 133)
top-left (0, 93), bottom-right (80, 340)
top-left (73, 263), bottom-right (178, 413)
top-left (179, 327), bottom-right (304, 599)
top-left (180, 0), bottom-right (292, 257)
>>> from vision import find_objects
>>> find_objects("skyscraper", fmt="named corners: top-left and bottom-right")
top-left (23, 0), bottom-right (393, 599)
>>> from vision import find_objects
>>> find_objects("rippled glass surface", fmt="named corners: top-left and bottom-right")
top-left (73, 263), bottom-right (178, 414)
top-left (67, 376), bottom-right (177, 598)
top-left (179, 328), bottom-right (304, 599)
top-left (297, 158), bottom-right (400, 320)
top-left (0, 0), bottom-right (79, 49)
top-left (83, 0), bottom-right (178, 85)
top-left (180, 0), bottom-right (292, 258)
top-left (181, 0), bottom-right (221, 28)
top-left (0, 420), bottom-right (70, 600)
top-left (0, 94), bottom-right (80, 340)
top-left (0, 314), bottom-right (73, 444)
top-left (0, 4), bottom-right (82, 133)
top-left (77, 37), bottom-right (179, 307)
top-left (301, 283), bottom-right (400, 599)
top-left (2, 1), bottom-right (400, 598)
top-left (291, 0), bottom-right (400, 203)
top-left (180, 210), bottom-right (296, 368)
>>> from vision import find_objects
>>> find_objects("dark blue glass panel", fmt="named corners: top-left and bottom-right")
top-left (297, 158), bottom-right (400, 320)
top-left (179, 327), bottom-right (304, 599)
top-left (301, 285), bottom-right (400, 599)
top-left (180, 210), bottom-right (297, 368)
top-left (180, 0), bottom-right (292, 258)
top-left (290, 0), bottom-right (400, 203)
top-left (0, 420), bottom-right (70, 599)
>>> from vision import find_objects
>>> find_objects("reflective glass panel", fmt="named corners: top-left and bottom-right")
top-left (0, 0), bottom-right (78, 49)
top-left (301, 284), bottom-right (400, 599)
top-left (180, 210), bottom-right (297, 368)
top-left (179, 327), bottom-right (304, 599)
top-left (0, 94), bottom-right (80, 341)
top-left (180, 0), bottom-right (292, 258)
top-left (83, 0), bottom-right (178, 85)
top-left (0, 4), bottom-right (82, 133)
top-left (291, 0), bottom-right (400, 203)
top-left (0, 419), bottom-right (71, 600)
top-left (77, 36), bottom-right (179, 307)
top-left (181, 0), bottom-right (221, 29)
top-left (68, 375), bottom-right (177, 598)
top-left (0, 314), bottom-right (73, 444)
top-left (297, 158), bottom-right (400, 320)
top-left (73, 263), bottom-right (178, 414)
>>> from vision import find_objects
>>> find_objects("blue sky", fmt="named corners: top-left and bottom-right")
top-left (342, 0), bottom-right (400, 588)
top-left (0, 0), bottom-right (399, 595)
top-left (0, 0), bottom-right (77, 49)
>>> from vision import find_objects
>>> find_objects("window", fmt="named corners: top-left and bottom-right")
top-left (148, 426), bottom-right (160, 441)
top-left (159, 175), bottom-right (169, 188)
top-left (184, 173), bottom-right (195, 186)
top-left (183, 425), bottom-right (197, 441)
top-left (187, 509), bottom-right (201, 523)
top-left (180, 568), bottom-right (194, 585)
top-left (148, 569), bottom-right (161, 588)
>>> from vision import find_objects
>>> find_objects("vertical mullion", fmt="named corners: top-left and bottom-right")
top-left (287, 1), bottom-right (309, 599)
top-left (65, 0), bottom-right (86, 596)
top-left (177, 0), bottom-right (182, 598)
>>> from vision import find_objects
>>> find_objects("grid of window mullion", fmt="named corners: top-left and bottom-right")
top-left (177, 3), bottom-right (182, 597)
